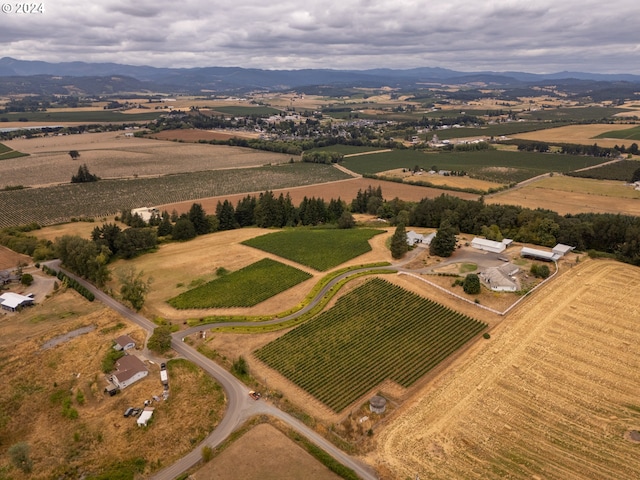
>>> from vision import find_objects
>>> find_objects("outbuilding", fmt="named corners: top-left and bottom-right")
top-left (0, 292), bottom-right (35, 312)
top-left (369, 395), bottom-right (387, 414)
top-left (113, 335), bottom-right (136, 351)
top-left (137, 407), bottom-right (154, 426)
top-left (521, 247), bottom-right (557, 262)
top-left (552, 244), bottom-right (575, 257)
top-left (471, 237), bottom-right (511, 254)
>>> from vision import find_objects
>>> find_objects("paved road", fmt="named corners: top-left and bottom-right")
top-left (46, 260), bottom-right (378, 480)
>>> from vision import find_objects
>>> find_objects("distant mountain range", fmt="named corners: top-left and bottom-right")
top-left (1, 57), bottom-right (640, 95)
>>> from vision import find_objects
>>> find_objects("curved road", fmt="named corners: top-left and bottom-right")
top-left (46, 260), bottom-right (381, 480)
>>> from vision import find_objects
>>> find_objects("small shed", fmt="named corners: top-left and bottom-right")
top-left (552, 244), bottom-right (575, 257)
top-left (113, 335), bottom-right (136, 351)
top-left (137, 407), bottom-right (154, 426)
top-left (369, 396), bottom-right (387, 414)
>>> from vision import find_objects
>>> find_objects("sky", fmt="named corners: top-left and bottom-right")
top-left (1, 0), bottom-right (639, 74)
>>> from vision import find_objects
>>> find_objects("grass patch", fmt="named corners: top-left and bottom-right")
top-left (459, 263), bottom-right (477, 273)
top-left (256, 278), bottom-right (486, 411)
top-left (168, 258), bottom-right (312, 308)
top-left (566, 159), bottom-right (640, 181)
top-left (595, 125), bottom-right (640, 141)
top-left (242, 228), bottom-right (384, 271)
top-left (0, 142), bottom-right (28, 161)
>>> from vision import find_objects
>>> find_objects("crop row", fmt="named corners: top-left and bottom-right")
top-left (168, 258), bottom-right (312, 309)
top-left (0, 163), bottom-right (351, 229)
top-left (341, 149), bottom-right (606, 184)
top-left (255, 278), bottom-right (486, 411)
top-left (242, 228), bottom-right (384, 271)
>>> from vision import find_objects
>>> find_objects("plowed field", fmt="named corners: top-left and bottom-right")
top-left (376, 259), bottom-right (640, 479)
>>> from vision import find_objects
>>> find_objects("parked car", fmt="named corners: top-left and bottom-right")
top-left (248, 390), bottom-right (261, 400)
top-left (123, 407), bottom-right (134, 417)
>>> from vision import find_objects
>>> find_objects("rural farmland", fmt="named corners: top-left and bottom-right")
top-left (256, 278), bottom-right (486, 412)
top-left (376, 259), bottom-right (640, 480)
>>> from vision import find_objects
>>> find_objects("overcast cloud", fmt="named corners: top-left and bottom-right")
top-left (1, 0), bottom-right (639, 73)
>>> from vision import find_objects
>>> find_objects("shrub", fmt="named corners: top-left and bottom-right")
top-left (463, 273), bottom-right (481, 294)
top-left (8, 442), bottom-right (33, 473)
top-left (483, 332), bottom-right (491, 339)
top-left (20, 273), bottom-right (33, 286)
top-left (530, 263), bottom-right (550, 279)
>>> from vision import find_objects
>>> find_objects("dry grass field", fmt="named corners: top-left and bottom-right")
top-left (374, 259), bottom-right (640, 480)
top-left (0, 245), bottom-right (31, 270)
top-left (147, 128), bottom-right (261, 142)
top-left (512, 123), bottom-right (635, 148)
top-left (191, 423), bottom-right (342, 480)
top-left (379, 168), bottom-right (504, 191)
top-left (1, 131), bottom-right (291, 187)
top-left (0, 287), bottom-right (227, 479)
top-left (488, 175), bottom-right (640, 215)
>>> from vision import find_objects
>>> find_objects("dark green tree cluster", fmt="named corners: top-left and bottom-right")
top-left (55, 235), bottom-right (111, 286)
top-left (463, 273), bottom-right (481, 294)
top-left (530, 264), bottom-right (551, 278)
top-left (301, 150), bottom-right (344, 164)
top-left (429, 219), bottom-right (457, 257)
top-left (71, 163), bottom-right (99, 183)
top-left (91, 223), bottom-right (157, 259)
top-left (118, 267), bottom-right (152, 311)
top-left (390, 223), bottom-right (409, 259)
top-left (351, 185), bottom-right (384, 214)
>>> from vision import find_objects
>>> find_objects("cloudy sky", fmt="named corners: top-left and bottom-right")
top-left (1, 0), bottom-right (639, 73)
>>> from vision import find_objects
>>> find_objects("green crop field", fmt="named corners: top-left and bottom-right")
top-left (168, 258), bottom-right (312, 308)
top-left (431, 122), bottom-right (565, 140)
top-left (518, 106), bottom-right (630, 122)
top-left (0, 110), bottom-right (162, 122)
top-left (0, 142), bottom-right (28, 160)
top-left (242, 228), bottom-right (384, 271)
top-left (566, 159), bottom-right (640, 181)
top-left (256, 278), bottom-right (486, 411)
top-left (341, 149), bottom-right (606, 183)
top-left (595, 125), bottom-right (640, 141)
top-left (209, 106), bottom-right (282, 116)
top-left (309, 145), bottom-right (384, 155)
top-left (0, 163), bottom-right (351, 228)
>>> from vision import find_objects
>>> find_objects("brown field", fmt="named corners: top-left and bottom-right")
top-left (0, 287), bottom-right (226, 479)
top-left (512, 123), bottom-right (635, 148)
top-left (192, 423), bottom-right (341, 480)
top-left (158, 176), bottom-right (480, 217)
top-left (147, 128), bottom-right (261, 142)
top-left (1, 131), bottom-right (292, 187)
top-left (380, 168), bottom-right (503, 190)
top-left (0, 245), bottom-right (31, 270)
top-left (31, 217), bottom-right (123, 242)
top-left (487, 175), bottom-right (640, 215)
top-left (374, 259), bottom-right (640, 480)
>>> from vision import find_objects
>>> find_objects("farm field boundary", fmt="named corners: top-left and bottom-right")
top-left (256, 278), bottom-right (486, 412)
top-left (594, 124), bottom-right (640, 141)
top-left (242, 228), bottom-right (385, 271)
top-left (168, 258), bottom-right (313, 309)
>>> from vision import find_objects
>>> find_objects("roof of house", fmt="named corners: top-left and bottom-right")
top-left (0, 292), bottom-right (34, 309)
top-left (115, 334), bottom-right (135, 348)
top-left (113, 355), bottom-right (148, 383)
top-left (480, 266), bottom-right (518, 290)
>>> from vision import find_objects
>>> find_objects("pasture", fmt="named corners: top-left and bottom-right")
top-left (378, 168), bottom-right (503, 192)
top-left (341, 149), bottom-right (605, 184)
top-left (430, 122), bottom-right (563, 141)
top-left (168, 258), bottom-right (313, 309)
top-left (1, 131), bottom-right (293, 188)
top-left (0, 110), bottom-right (161, 123)
top-left (0, 163), bottom-right (351, 228)
top-left (0, 142), bottom-right (28, 161)
top-left (208, 105), bottom-right (282, 116)
top-left (487, 175), bottom-right (640, 216)
top-left (377, 260), bottom-right (640, 480)
top-left (567, 159), bottom-right (640, 181)
top-left (255, 278), bottom-right (486, 412)
top-left (517, 106), bottom-right (630, 121)
top-left (241, 228), bottom-right (385, 271)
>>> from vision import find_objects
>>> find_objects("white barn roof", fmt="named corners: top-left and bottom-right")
top-left (471, 237), bottom-right (506, 253)
top-left (552, 244), bottom-right (575, 256)
top-left (521, 247), bottom-right (557, 261)
top-left (0, 292), bottom-right (34, 310)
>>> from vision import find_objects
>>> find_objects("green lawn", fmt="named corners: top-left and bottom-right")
top-left (168, 258), bottom-right (312, 308)
top-left (242, 228), bottom-right (385, 271)
top-left (0, 142), bottom-right (28, 160)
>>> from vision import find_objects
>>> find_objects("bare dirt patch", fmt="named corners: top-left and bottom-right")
top-left (192, 422), bottom-right (341, 480)
top-left (374, 259), bottom-right (640, 480)
top-left (158, 177), bottom-right (480, 217)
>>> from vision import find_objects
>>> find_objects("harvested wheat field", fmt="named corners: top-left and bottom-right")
top-left (379, 168), bottom-right (503, 191)
top-left (375, 259), bottom-right (640, 480)
top-left (148, 128), bottom-right (261, 142)
top-left (2, 131), bottom-right (291, 187)
top-left (513, 123), bottom-right (634, 148)
top-left (0, 245), bottom-right (31, 270)
top-left (488, 177), bottom-right (640, 216)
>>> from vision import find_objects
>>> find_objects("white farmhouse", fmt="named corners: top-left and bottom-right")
top-left (112, 355), bottom-right (148, 390)
top-left (0, 292), bottom-right (34, 312)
